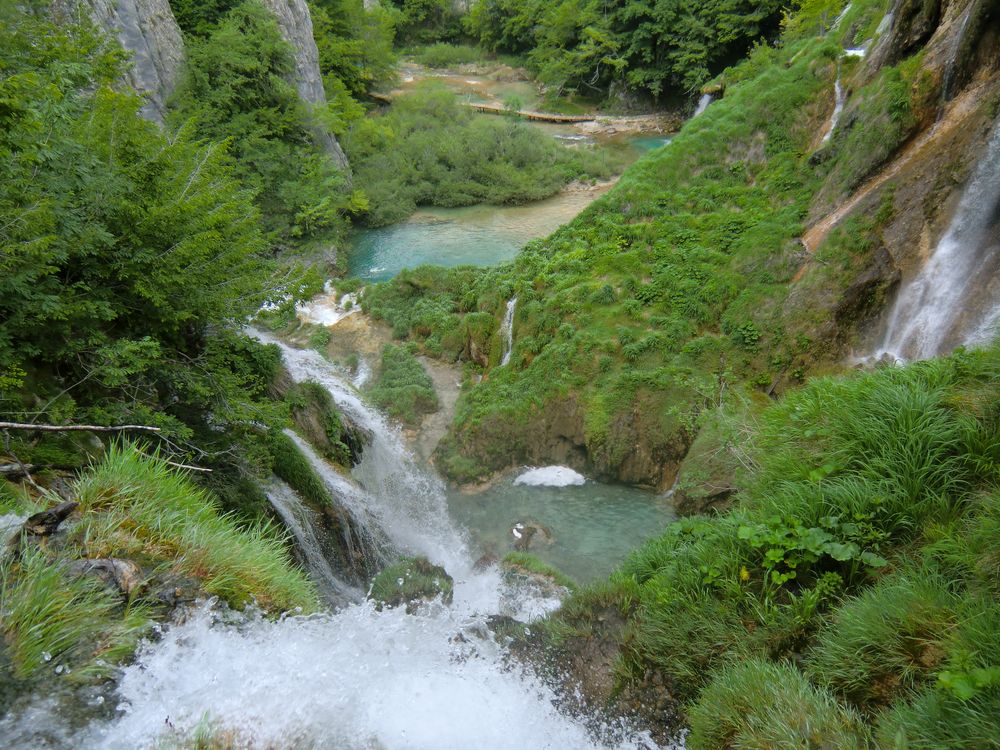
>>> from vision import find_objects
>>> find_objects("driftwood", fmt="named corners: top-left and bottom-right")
top-left (0, 421), bottom-right (161, 433)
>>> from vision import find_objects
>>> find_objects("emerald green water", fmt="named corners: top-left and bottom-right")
top-left (447, 480), bottom-right (675, 584)
top-left (347, 189), bottom-right (609, 282)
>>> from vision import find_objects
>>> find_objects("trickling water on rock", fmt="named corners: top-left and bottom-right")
top-left (821, 73), bottom-right (845, 145)
top-left (265, 477), bottom-right (363, 605)
top-left (876, 116), bottom-right (1000, 361)
top-left (693, 94), bottom-right (714, 117)
top-left (500, 297), bottom-right (517, 366)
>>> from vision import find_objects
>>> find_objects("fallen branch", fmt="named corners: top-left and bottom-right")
top-left (0, 422), bottom-right (161, 433)
top-left (162, 459), bottom-right (212, 473)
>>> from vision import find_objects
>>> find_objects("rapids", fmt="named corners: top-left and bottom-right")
top-left (0, 332), bottom-right (670, 749)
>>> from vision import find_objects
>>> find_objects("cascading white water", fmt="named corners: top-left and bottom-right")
top-left (940, 3), bottom-right (975, 108)
top-left (876, 116), bottom-right (1000, 361)
top-left (500, 297), bottom-right (517, 367)
top-left (18, 331), bottom-right (666, 749)
top-left (265, 477), bottom-right (363, 605)
top-left (832, 2), bottom-right (852, 31)
top-left (692, 93), bottom-right (713, 118)
top-left (821, 73), bottom-right (845, 145)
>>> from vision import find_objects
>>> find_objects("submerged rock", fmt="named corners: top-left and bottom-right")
top-left (368, 556), bottom-right (454, 612)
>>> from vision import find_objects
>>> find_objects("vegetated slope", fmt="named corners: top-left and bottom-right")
top-left (363, 0), bottom-right (1000, 487)
top-left (543, 344), bottom-right (1000, 748)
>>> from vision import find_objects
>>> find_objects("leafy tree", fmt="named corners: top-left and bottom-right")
top-left (0, 0), bottom-right (283, 442)
top-left (169, 0), bottom-right (356, 245)
top-left (310, 0), bottom-right (398, 100)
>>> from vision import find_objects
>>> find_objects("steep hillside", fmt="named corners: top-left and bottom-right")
top-left (364, 0), bottom-right (1000, 489)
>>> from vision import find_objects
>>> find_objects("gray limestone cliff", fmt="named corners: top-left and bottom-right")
top-left (260, 0), bottom-right (351, 172)
top-left (76, 0), bottom-right (184, 123)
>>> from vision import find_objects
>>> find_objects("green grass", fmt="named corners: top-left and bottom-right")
top-left (369, 343), bottom-right (439, 427)
top-left (70, 443), bottom-right (318, 613)
top-left (0, 547), bottom-right (150, 681)
top-left (687, 658), bottom-right (869, 749)
top-left (539, 344), bottom-right (1000, 743)
top-left (502, 551), bottom-right (578, 591)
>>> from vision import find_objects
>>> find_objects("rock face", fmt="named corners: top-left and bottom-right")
top-left (81, 0), bottom-right (184, 123)
top-left (259, 0), bottom-right (350, 172)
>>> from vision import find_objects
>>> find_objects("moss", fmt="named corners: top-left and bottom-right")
top-left (502, 552), bottom-right (578, 591)
top-left (368, 556), bottom-right (453, 611)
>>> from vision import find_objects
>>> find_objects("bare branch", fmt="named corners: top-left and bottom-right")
top-left (0, 422), bottom-right (161, 433)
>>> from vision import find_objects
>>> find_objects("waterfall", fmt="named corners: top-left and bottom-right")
top-left (832, 2), bottom-right (852, 31)
top-left (500, 297), bottom-right (517, 366)
top-left (940, 3), bottom-right (975, 109)
top-left (693, 93), bottom-right (714, 118)
top-left (7, 331), bottom-right (664, 749)
top-left (876, 117), bottom-right (1000, 361)
top-left (821, 73), bottom-right (845, 145)
top-left (265, 477), bottom-right (363, 605)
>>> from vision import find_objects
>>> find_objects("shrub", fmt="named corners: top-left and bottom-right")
top-left (687, 658), bottom-right (869, 750)
top-left (369, 344), bottom-right (439, 426)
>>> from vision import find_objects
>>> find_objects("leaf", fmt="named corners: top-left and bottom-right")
top-left (859, 551), bottom-right (888, 567)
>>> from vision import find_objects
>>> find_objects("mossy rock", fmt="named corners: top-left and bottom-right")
top-left (369, 556), bottom-right (454, 611)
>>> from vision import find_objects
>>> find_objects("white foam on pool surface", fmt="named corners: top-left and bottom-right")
top-left (514, 467), bottom-right (586, 487)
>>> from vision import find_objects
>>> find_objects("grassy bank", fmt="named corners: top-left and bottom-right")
top-left (362, 0), bottom-right (922, 484)
top-left (0, 445), bottom-right (316, 685)
top-left (543, 345), bottom-right (1000, 747)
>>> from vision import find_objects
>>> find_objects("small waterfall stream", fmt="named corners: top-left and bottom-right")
top-left (939, 3), bottom-right (975, 109)
top-left (876, 116), bottom-right (1000, 361)
top-left (692, 93), bottom-right (714, 117)
top-left (265, 477), bottom-right (363, 605)
top-left (821, 73), bottom-right (845, 145)
top-left (500, 297), bottom-right (517, 366)
top-left (49, 331), bottom-right (663, 749)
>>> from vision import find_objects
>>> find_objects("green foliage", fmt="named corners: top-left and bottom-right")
top-left (368, 555), bottom-right (454, 609)
top-left (311, 0), bottom-right (397, 100)
top-left (0, 3), bottom-right (289, 446)
top-left (411, 42), bottom-right (482, 68)
top-left (687, 658), bottom-right (869, 750)
top-left (502, 551), bottom-right (578, 591)
top-left (369, 344), bottom-right (439, 426)
top-left (345, 84), bottom-right (615, 225)
top-left (465, 0), bottom-right (786, 100)
top-left (169, 1), bottom-right (355, 245)
top-left (384, 0), bottom-right (464, 44)
top-left (0, 548), bottom-right (151, 681)
top-left (73, 443), bottom-right (318, 612)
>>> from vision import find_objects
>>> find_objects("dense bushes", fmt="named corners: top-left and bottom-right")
top-left (344, 83), bottom-right (616, 225)
top-left (547, 346), bottom-right (1000, 748)
top-left (369, 344), bottom-right (439, 426)
top-left (464, 0), bottom-right (786, 101)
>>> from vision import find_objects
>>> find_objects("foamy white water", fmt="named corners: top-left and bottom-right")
top-left (3, 334), bottom-right (668, 749)
top-left (265, 477), bottom-right (365, 605)
top-left (500, 297), bottom-right (517, 367)
top-left (693, 94), bottom-right (713, 118)
top-left (876, 116), bottom-right (1000, 361)
top-left (296, 289), bottom-right (360, 327)
top-left (821, 74), bottom-right (845, 145)
top-left (515, 466), bottom-right (587, 487)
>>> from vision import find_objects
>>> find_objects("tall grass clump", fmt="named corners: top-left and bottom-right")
top-left (72, 443), bottom-right (317, 613)
top-left (0, 548), bottom-right (150, 680)
top-left (369, 343), bottom-right (439, 427)
top-left (687, 658), bottom-right (869, 750)
top-left (804, 568), bottom-right (960, 709)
